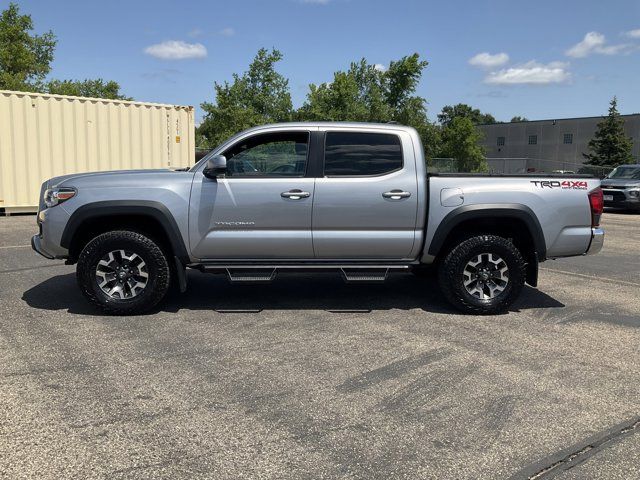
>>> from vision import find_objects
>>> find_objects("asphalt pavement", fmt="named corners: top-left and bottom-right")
top-left (0, 211), bottom-right (638, 479)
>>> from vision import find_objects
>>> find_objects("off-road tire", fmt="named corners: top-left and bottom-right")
top-left (77, 231), bottom-right (170, 315)
top-left (438, 235), bottom-right (526, 314)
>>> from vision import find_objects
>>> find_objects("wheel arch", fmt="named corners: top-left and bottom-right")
top-left (427, 204), bottom-right (545, 286)
top-left (61, 201), bottom-right (189, 265)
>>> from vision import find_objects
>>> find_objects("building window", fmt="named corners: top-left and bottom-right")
top-left (528, 135), bottom-right (537, 145)
top-left (497, 136), bottom-right (505, 146)
top-left (563, 133), bottom-right (573, 144)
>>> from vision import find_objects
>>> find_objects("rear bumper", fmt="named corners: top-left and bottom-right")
top-left (585, 228), bottom-right (604, 255)
top-left (31, 234), bottom-right (55, 259)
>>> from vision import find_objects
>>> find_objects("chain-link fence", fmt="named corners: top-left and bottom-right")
top-left (429, 158), bottom-right (458, 173)
top-left (429, 157), bottom-right (615, 178)
top-left (485, 157), bottom-right (614, 178)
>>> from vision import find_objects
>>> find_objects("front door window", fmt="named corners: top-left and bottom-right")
top-left (223, 132), bottom-right (309, 177)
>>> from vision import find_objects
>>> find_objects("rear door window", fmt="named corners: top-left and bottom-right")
top-left (323, 132), bottom-right (403, 176)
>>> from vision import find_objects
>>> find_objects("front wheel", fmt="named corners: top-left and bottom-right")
top-left (437, 235), bottom-right (526, 314)
top-left (77, 231), bottom-right (171, 315)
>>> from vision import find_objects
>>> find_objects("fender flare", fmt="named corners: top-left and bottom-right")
top-left (60, 200), bottom-right (189, 263)
top-left (427, 203), bottom-right (547, 261)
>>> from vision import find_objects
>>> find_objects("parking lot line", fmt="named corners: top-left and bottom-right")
top-left (1, 263), bottom-right (65, 274)
top-left (540, 266), bottom-right (640, 287)
top-left (0, 244), bottom-right (30, 249)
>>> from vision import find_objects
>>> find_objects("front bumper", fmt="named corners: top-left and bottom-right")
top-left (31, 234), bottom-right (55, 259)
top-left (585, 228), bottom-right (604, 255)
top-left (602, 189), bottom-right (640, 209)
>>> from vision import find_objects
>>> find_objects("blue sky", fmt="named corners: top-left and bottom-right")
top-left (7, 0), bottom-right (640, 124)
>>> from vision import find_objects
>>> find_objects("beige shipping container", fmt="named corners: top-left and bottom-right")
top-left (0, 89), bottom-right (195, 213)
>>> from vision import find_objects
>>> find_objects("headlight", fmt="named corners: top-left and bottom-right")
top-left (44, 187), bottom-right (76, 208)
top-left (629, 189), bottom-right (640, 198)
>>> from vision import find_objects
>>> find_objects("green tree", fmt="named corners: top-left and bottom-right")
top-left (510, 116), bottom-right (528, 122)
top-left (0, 2), bottom-right (56, 91)
top-left (197, 48), bottom-right (293, 148)
top-left (297, 53), bottom-right (441, 158)
top-left (0, 3), bottom-right (131, 101)
top-left (438, 117), bottom-right (487, 172)
top-left (583, 97), bottom-right (634, 166)
top-left (47, 78), bottom-right (131, 100)
top-left (298, 54), bottom-right (426, 123)
top-left (296, 59), bottom-right (390, 122)
top-left (437, 103), bottom-right (496, 126)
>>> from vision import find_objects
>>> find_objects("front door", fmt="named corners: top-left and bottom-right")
top-left (189, 130), bottom-right (315, 259)
top-left (312, 129), bottom-right (419, 259)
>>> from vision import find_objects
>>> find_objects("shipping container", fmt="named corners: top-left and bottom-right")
top-left (0, 90), bottom-right (195, 213)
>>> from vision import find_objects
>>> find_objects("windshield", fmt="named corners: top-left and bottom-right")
top-left (607, 166), bottom-right (640, 180)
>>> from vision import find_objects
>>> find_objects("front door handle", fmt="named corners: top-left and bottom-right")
top-left (382, 190), bottom-right (411, 200)
top-left (281, 189), bottom-right (310, 200)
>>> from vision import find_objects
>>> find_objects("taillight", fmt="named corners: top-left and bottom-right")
top-left (588, 187), bottom-right (603, 227)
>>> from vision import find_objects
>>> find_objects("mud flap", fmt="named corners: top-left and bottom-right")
top-left (526, 252), bottom-right (539, 287)
top-left (174, 256), bottom-right (188, 293)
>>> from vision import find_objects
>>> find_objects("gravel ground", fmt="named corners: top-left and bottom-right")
top-left (0, 211), bottom-right (638, 479)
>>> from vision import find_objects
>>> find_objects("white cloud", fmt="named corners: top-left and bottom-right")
top-left (566, 32), bottom-right (632, 58)
top-left (144, 40), bottom-right (207, 60)
top-left (188, 28), bottom-right (203, 38)
top-left (485, 61), bottom-right (571, 85)
top-left (374, 63), bottom-right (387, 72)
top-left (219, 27), bottom-right (235, 36)
top-left (624, 28), bottom-right (640, 39)
top-left (468, 52), bottom-right (509, 68)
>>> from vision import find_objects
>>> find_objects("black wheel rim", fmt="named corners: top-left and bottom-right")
top-left (95, 249), bottom-right (149, 299)
top-left (462, 253), bottom-right (509, 300)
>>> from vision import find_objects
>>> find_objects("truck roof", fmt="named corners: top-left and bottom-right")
top-left (238, 121), bottom-right (418, 134)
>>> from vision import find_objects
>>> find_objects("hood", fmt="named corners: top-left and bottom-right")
top-left (600, 178), bottom-right (640, 188)
top-left (48, 169), bottom-right (176, 188)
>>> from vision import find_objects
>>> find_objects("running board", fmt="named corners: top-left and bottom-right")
top-left (226, 268), bottom-right (276, 283)
top-left (197, 264), bottom-right (411, 270)
top-left (195, 264), bottom-right (410, 284)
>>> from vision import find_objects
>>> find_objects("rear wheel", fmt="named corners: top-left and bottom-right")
top-left (77, 230), bottom-right (170, 315)
top-left (438, 235), bottom-right (526, 314)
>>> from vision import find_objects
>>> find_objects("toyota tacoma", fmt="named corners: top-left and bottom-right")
top-left (32, 123), bottom-right (605, 314)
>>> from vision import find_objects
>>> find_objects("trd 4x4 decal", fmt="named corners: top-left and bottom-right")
top-left (530, 180), bottom-right (588, 190)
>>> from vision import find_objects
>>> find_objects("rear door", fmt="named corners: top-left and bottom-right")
top-left (312, 128), bottom-right (419, 259)
top-left (189, 129), bottom-right (316, 259)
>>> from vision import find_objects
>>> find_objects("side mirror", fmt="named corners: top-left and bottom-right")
top-left (203, 155), bottom-right (227, 179)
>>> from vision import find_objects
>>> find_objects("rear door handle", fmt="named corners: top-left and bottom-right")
top-left (382, 190), bottom-right (411, 200)
top-left (281, 189), bottom-right (310, 200)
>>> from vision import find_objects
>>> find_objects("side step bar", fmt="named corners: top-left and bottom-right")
top-left (340, 268), bottom-right (389, 283)
top-left (226, 268), bottom-right (276, 283)
top-left (195, 264), bottom-right (410, 284)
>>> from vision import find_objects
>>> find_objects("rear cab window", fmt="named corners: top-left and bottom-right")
top-left (323, 132), bottom-right (403, 176)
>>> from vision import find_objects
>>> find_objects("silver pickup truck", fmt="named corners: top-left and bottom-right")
top-left (32, 122), bottom-right (605, 315)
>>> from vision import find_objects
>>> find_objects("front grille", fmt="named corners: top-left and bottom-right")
top-left (603, 190), bottom-right (627, 202)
